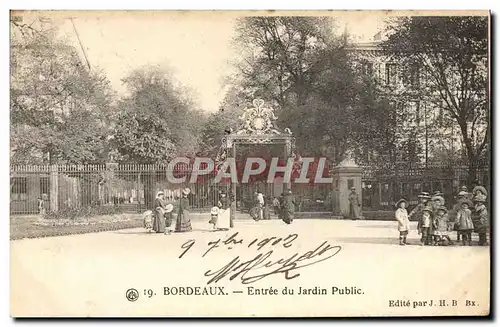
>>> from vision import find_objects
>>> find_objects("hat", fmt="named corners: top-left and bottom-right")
top-left (350, 187), bottom-right (356, 190)
top-left (182, 188), bottom-right (191, 195)
top-left (165, 204), bottom-right (174, 213)
top-left (436, 206), bottom-right (448, 213)
top-left (210, 206), bottom-right (219, 215)
top-left (473, 194), bottom-right (487, 203)
top-left (461, 200), bottom-right (473, 207)
top-left (418, 192), bottom-right (431, 199)
top-left (156, 191), bottom-right (164, 197)
top-left (461, 185), bottom-right (468, 191)
top-left (422, 206), bottom-right (433, 214)
top-left (395, 198), bottom-right (408, 208)
top-left (431, 195), bottom-right (445, 203)
top-left (143, 210), bottom-right (153, 217)
top-left (472, 186), bottom-right (488, 197)
top-left (433, 190), bottom-right (443, 196)
top-left (457, 191), bottom-right (468, 197)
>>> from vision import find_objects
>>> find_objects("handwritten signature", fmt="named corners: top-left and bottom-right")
top-left (178, 232), bottom-right (342, 285)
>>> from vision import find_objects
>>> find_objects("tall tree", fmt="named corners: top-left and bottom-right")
top-left (113, 65), bottom-right (207, 162)
top-left (10, 15), bottom-right (115, 164)
top-left (231, 17), bottom-right (394, 163)
top-left (382, 16), bottom-right (489, 184)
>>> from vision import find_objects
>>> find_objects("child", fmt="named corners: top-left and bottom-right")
top-left (473, 194), bottom-right (489, 246)
top-left (143, 210), bottom-right (154, 233)
top-left (434, 206), bottom-right (453, 246)
top-left (455, 200), bottom-right (474, 246)
top-left (472, 186), bottom-right (488, 198)
top-left (395, 198), bottom-right (410, 246)
top-left (418, 206), bottom-right (433, 246)
top-left (209, 206), bottom-right (219, 230)
top-left (37, 196), bottom-right (46, 216)
top-left (450, 191), bottom-right (468, 241)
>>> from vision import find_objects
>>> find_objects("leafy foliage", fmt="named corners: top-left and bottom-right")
top-left (113, 65), bottom-right (207, 161)
top-left (227, 17), bottom-right (396, 163)
top-left (10, 17), bottom-right (115, 164)
top-left (112, 110), bottom-right (176, 163)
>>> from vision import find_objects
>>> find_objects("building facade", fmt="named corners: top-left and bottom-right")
top-left (348, 39), bottom-right (475, 166)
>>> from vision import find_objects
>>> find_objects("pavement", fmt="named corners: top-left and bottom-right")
top-left (10, 218), bottom-right (490, 317)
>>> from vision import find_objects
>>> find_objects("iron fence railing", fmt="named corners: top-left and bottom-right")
top-left (10, 163), bottom-right (489, 215)
top-left (10, 164), bottom-right (332, 215)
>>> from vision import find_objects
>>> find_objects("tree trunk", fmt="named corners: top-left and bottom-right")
top-left (467, 156), bottom-right (478, 189)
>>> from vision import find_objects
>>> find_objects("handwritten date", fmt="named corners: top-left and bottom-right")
top-left (178, 232), bottom-right (342, 285)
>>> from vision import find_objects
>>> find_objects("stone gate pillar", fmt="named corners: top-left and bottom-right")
top-left (331, 154), bottom-right (363, 218)
top-left (49, 164), bottom-right (59, 212)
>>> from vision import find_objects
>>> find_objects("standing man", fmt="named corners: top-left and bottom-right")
top-left (348, 187), bottom-right (361, 220)
top-left (257, 191), bottom-right (265, 220)
top-left (153, 191), bottom-right (166, 233)
top-left (273, 196), bottom-right (281, 216)
top-left (282, 189), bottom-right (296, 224)
top-left (264, 195), bottom-right (272, 220)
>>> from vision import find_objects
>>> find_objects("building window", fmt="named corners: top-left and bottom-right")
top-left (347, 179), bottom-right (354, 190)
top-left (11, 177), bottom-right (27, 201)
top-left (363, 62), bottom-right (373, 76)
top-left (385, 63), bottom-right (397, 85)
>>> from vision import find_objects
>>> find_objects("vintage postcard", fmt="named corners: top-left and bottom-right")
top-left (10, 10), bottom-right (490, 317)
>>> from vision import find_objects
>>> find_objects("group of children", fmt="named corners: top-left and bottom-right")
top-left (394, 185), bottom-right (489, 246)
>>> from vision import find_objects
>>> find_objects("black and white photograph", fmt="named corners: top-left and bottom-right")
top-left (9, 10), bottom-right (490, 317)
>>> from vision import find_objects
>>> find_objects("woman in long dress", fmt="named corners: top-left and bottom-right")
top-left (348, 187), bottom-right (361, 220)
top-left (281, 190), bottom-right (295, 224)
top-left (175, 188), bottom-right (193, 233)
top-left (152, 191), bottom-right (166, 233)
top-left (215, 192), bottom-right (231, 230)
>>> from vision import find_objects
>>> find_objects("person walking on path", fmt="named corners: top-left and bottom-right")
top-left (281, 189), bottom-right (296, 224)
top-left (263, 195), bottom-right (272, 220)
top-left (273, 197), bottom-right (280, 216)
top-left (175, 188), bottom-right (193, 233)
top-left (152, 191), bottom-right (166, 233)
top-left (348, 187), bottom-right (361, 220)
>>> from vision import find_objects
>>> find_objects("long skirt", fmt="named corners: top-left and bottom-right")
top-left (153, 209), bottom-right (166, 233)
top-left (216, 209), bottom-right (231, 230)
top-left (263, 206), bottom-right (271, 220)
top-left (250, 206), bottom-right (260, 221)
top-left (282, 209), bottom-right (294, 224)
top-left (349, 204), bottom-right (361, 220)
top-left (175, 210), bottom-right (192, 232)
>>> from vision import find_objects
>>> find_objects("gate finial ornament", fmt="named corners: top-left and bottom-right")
top-left (236, 98), bottom-right (280, 135)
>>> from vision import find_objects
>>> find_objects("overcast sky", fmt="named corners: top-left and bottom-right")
top-left (50, 12), bottom-right (385, 112)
